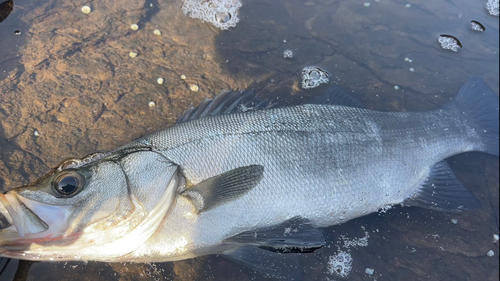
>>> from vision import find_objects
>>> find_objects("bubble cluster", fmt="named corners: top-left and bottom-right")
top-left (182, 0), bottom-right (242, 30)
top-left (328, 251), bottom-right (353, 277)
top-left (302, 66), bottom-right (329, 89)
top-left (438, 35), bottom-right (462, 52)
top-left (283, 49), bottom-right (293, 59)
top-left (487, 0), bottom-right (499, 16)
top-left (341, 231), bottom-right (370, 248)
top-left (471, 21), bottom-right (485, 32)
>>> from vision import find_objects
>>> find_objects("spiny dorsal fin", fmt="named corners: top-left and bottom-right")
top-left (177, 86), bottom-right (364, 123)
top-left (181, 165), bottom-right (264, 214)
top-left (404, 161), bottom-right (481, 212)
top-left (176, 90), bottom-right (279, 123)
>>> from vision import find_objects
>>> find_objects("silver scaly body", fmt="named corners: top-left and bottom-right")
top-left (126, 103), bottom-right (477, 261)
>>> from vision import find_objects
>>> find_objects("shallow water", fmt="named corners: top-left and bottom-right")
top-left (0, 0), bottom-right (498, 280)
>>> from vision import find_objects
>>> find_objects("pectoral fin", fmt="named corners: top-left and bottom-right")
top-left (181, 165), bottom-right (264, 213)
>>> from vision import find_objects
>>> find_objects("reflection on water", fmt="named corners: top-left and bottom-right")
top-left (0, 0), bottom-right (498, 280)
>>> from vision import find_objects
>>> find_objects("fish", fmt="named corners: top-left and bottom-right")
top-left (0, 78), bottom-right (498, 278)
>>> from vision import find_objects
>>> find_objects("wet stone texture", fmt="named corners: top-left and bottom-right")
top-left (0, 0), bottom-right (499, 280)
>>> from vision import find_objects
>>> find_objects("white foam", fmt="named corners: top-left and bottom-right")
top-left (283, 49), bottom-right (293, 59)
top-left (487, 0), bottom-right (499, 16)
top-left (327, 229), bottom-right (370, 277)
top-left (438, 36), bottom-right (461, 52)
top-left (302, 66), bottom-right (329, 89)
top-left (327, 250), bottom-right (353, 277)
top-left (341, 231), bottom-right (370, 248)
top-left (182, 0), bottom-right (242, 30)
top-left (471, 21), bottom-right (485, 31)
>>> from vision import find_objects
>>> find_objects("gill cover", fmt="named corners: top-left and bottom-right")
top-left (0, 149), bottom-right (180, 261)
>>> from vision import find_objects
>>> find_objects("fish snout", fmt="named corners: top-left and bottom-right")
top-left (0, 192), bottom-right (50, 238)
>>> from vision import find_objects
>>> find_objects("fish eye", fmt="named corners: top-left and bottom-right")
top-left (53, 170), bottom-right (85, 196)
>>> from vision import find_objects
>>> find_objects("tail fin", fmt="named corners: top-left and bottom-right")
top-left (445, 78), bottom-right (499, 156)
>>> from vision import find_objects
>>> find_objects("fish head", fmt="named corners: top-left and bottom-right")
top-left (0, 148), bottom-right (180, 261)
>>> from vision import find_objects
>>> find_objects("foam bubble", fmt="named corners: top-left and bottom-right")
top-left (283, 49), bottom-right (293, 59)
top-left (328, 251), bottom-right (353, 277)
top-left (487, 0), bottom-right (499, 16)
top-left (438, 35), bottom-right (462, 52)
top-left (302, 66), bottom-right (329, 89)
top-left (471, 21), bottom-right (485, 32)
top-left (182, 0), bottom-right (242, 30)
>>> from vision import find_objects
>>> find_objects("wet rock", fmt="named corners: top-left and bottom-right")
top-left (0, 0), bottom-right (13, 23)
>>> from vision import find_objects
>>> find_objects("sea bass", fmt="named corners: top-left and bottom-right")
top-left (0, 78), bottom-right (498, 277)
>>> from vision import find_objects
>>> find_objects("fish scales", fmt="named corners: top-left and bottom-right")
top-left (125, 104), bottom-right (477, 260)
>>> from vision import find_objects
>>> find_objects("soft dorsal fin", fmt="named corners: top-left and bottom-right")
top-left (180, 165), bottom-right (264, 214)
top-left (176, 90), bottom-right (279, 123)
top-left (404, 161), bottom-right (481, 212)
top-left (307, 85), bottom-right (364, 108)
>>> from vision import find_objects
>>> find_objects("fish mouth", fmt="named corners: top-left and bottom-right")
top-left (0, 192), bottom-right (76, 259)
top-left (0, 192), bottom-right (75, 244)
top-left (0, 198), bottom-right (14, 230)
top-left (0, 193), bottom-right (49, 239)
top-left (0, 191), bottom-right (82, 260)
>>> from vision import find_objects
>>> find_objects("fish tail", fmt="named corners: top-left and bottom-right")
top-left (445, 77), bottom-right (499, 156)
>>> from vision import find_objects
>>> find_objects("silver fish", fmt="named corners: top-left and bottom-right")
top-left (0, 78), bottom-right (498, 278)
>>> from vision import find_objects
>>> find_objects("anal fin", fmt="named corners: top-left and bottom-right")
top-left (221, 217), bottom-right (325, 279)
top-left (222, 245), bottom-right (316, 280)
top-left (404, 161), bottom-right (481, 212)
top-left (224, 217), bottom-right (325, 250)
